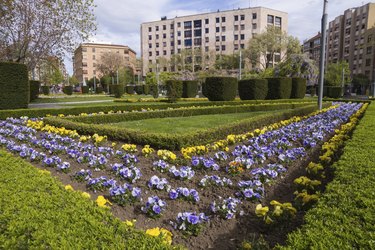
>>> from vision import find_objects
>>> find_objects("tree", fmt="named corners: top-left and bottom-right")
top-left (118, 66), bottom-right (134, 85)
top-left (352, 74), bottom-right (370, 95)
top-left (245, 26), bottom-right (301, 69)
top-left (215, 54), bottom-right (240, 70)
top-left (324, 61), bottom-right (351, 86)
top-left (69, 75), bottom-right (79, 86)
top-left (0, 0), bottom-right (96, 73)
top-left (96, 51), bottom-right (125, 84)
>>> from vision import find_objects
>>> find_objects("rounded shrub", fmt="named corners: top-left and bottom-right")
top-left (238, 79), bottom-right (268, 100)
top-left (95, 86), bottom-right (104, 94)
top-left (291, 78), bottom-right (307, 99)
top-left (81, 86), bottom-right (89, 94)
top-left (29, 80), bottom-right (41, 101)
top-left (203, 77), bottom-right (238, 101)
top-left (182, 80), bottom-right (199, 98)
top-left (112, 84), bottom-right (125, 98)
top-left (135, 85), bottom-right (144, 95)
top-left (41, 85), bottom-right (50, 95)
top-left (0, 62), bottom-right (29, 109)
top-left (266, 77), bottom-right (292, 99)
top-left (126, 85), bottom-right (135, 94)
top-left (166, 80), bottom-right (183, 102)
top-left (63, 86), bottom-right (73, 95)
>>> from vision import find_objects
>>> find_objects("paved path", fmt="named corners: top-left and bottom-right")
top-left (29, 100), bottom-right (113, 109)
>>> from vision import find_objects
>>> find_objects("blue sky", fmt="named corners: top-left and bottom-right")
top-left (66, 0), bottom-right (371, 74)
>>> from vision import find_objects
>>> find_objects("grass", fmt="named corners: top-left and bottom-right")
top-left (32, 95), bottom-right (114, 103)
top-left (111, 111), bottom-right (277, 134)
top-left (0, 149), bottom-right (174, 249)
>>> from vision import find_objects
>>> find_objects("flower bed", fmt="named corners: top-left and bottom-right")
top-left (0, 102), bottom-right (366, 249)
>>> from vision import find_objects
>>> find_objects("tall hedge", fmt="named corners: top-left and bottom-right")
top-left (324, 86), bottom-right (342, 98)
top-left (112, 84), bottom-right (125, 98)
top-left (63, 86), bottom-right (73, 95)
top-left (29, 80), bottom-right (40, 101)
top-left (150, 84), bottom-right (158, 98)
top-left (166, 80), bottom-right (183, 102)
top-left (182, 80), bottom-right (199, 98)
top-left (143, 84), bottom-right (150, 95)
top-left (126, 85), bottom-right (135, 94)
top-left (0, 62), bottom-right (29, 109)
top-left (203, 77), bottom-right (238, 101)
top-left (135, 85), bottom-right (144, 95)
top-left (291, 78), bottom-right (306, 99)
top-left (238, 79), bottom-right (268, 100)
top-left (95, 86), bottom-right (103, 94)
top-left (81, 86), bottom-right (89, 94)
top-left (266, 77), bottom-right (292, 99)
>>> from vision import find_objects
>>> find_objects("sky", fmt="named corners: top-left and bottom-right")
top-left (66, 0), bottom-right (371, 74)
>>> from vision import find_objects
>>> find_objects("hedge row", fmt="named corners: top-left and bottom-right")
top-left (166, 80), bottom-right (183, 102)
top-left (281, 103), bottom-right (375, 249)
top-left (203, 77), bottom-right (238, 101)
top-left (67, 102), bottom-right (314, 124)
top-left (182, 80), bottom-right (199, 98)
top-left (0, 99), bottom-right (316, 120)
top-left (29, 80), bottom-right (40, 101)
top-left (44, 104), bottom-right (327, 150)
top-left (63, 86), bottom-right (73, 95)
top-left (0, 150), bottom-right (173, 249)
top-left (0, 62), bottom-right (29, 110)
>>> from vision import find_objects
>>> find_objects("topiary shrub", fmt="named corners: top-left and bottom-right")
top-left (166, 80), bottom-right (183, 102)
top-left (150, 84), bottom-right (158, 98)
top-left (182, 80), bottom-right (199, 98)
top-left (143, 84), bottom-right (150, 95)
top-left (238, 79), bottom-right (268, 100)
top-left (325, 86), bottom-right (342, 98)
top-left (112, 84), bottom-right (125, 98)
top-left (63, 86), bottom-right (73, 95)
top-left (126, 85), bottom-right (135, 94)
top-left (95, 86), bottom-right (103, 94)
top-left (81, 86), bottom-right (89, 94)
top-left (266, 77), bottom-right (292, 99)
top-left (0, 62), bottom-right (29, 109)
top-left (135, 85), bottom-right (144, 95)
top-left (203, 77), bottom-right (238, 101)
top-left (291, 78), bottom-right (306, 99)
top-left (41, 85), bottom-right (50, 95)
top-left (29, 80), bottom-right (40, 101)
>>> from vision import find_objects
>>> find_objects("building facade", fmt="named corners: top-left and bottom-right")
top-left (73, 43), bottom-right (137, 83)
top-left (303, 32), bottom-right (321, 65)
top-left (140, 7), bottom-right (288, 76)
top-left (325, 2), bottom-right (375, 82)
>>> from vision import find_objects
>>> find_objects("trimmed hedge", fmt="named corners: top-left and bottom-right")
top-left (126, 85), bottom-right (135, 94)
top-left (150, 84), bottom-right (158, 98)
top-left (281, 103), bottom-right (375, 249)
top-left (291, 78), bottom-right (306, 99)
top-left (166, 80), bottom-right (183, 102)
top-left (81, 86), bottom-right (89, 94)
top-left (95, 86), bottom-right (103, 94)
top-left (41, 86), bottom-right (50, 95)
top-left (238, 79), bottom-right (268, 100)
top-left (45, 104), bottom-right (327, 150)
top-left (182, 80), bottom-right (199, 98)
top-left (63, 86), bottom-right (73, 95)
top-left (29, 80), bottom-right (40, 101)
top-left (0, 150), bottom-right (173, 249)
top-left (203, 77), bottom-right (238, 101)
top-left (135, 85), bottom-right (144, 95)
top-left (266, 77), bottom-right (292, 99)
top-left (324, 86), bottom-right (342, 98)
top-left (0, 62), bottom-right (29, 109)
top-left (112, 84), bottom-right (125, 98)
top-left (143, 84), bottom-right (150, 95)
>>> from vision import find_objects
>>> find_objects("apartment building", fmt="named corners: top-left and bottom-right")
top-left (73, 43), bottom-right (137, 83)
top-left (326, 2), bottom-right (375, 82)
top-left (303, 32), bottom-right (321, 65)
top-left (140, 7), bottom-right (288, 76)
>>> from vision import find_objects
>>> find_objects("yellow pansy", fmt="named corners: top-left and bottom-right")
top-left (64, 185), bottom-right (74, 191)
top-left (96, 195), bottom-right (112, 208)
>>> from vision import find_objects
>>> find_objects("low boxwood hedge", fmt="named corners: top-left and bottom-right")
top-left (0, 150), bottom-right (173, 249)
top-left (281, 103), bottom-right (375, 249)
top-left (267, 78), bottom-right (292, 99)
top-left (238, 79), bottom-right (268, 100)
top-left (29, 80), bottom-right (40, 101)
top-left (63, 86), bottom-right (73, 95)
top-left (95, 86), bottom-right (104, 94)
top-left (44, 104), bottom-right (326, 150)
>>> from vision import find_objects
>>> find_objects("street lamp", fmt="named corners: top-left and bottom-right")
top-left (318, 0), bottom-right (328, 110)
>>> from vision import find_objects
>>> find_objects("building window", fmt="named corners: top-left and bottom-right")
top-left (163, 42), bottom-right (167, 47)
top-left (275, 54), bottom-right (281, 62)
top-left (216, 27), bottom-right (220, 32)
top-left (367, 46), bottom-right (372, 54)
top-left (267, 15), bottom-right (274, 24)
top-left (156, 51), bottom-right (159, 56)
top-left (221, 45), bottom-right (226, 51)
top-left (156, 43), bottom-right (159, 48)
top-left (148, 27), bottom-right (152, 32)
top-left (365, 58), bottom-right (371, 66)
top-left (234, 25), bottom-right (238, 31)
top-left (184, 21), bottom-right (192, 29)
top-left (252, 23), bottom-right (257, 29)
top-left (177, 40), bottom-right (181, 45)
top-left (194, 29), bottom-right (202, 37)
top-left (240, 34), bottom-right (245, 40)
top-left (275, 17), bottom-right (281, 26)
top-left (234, 44), bottom-right (239, 50)
top-left (222, 16), bottom-right (226, 22)
top-left (216, 17), bottom-right (220, 23)
top-left (92, 48), bottom-right (95, 52)
top-left (148, 35), bottom-right (152, 40)
top-left (184, 39), bottom-right (192, 46)
top-left (221, 35), bottom-right (226, 41)
top-left (222, 26), bottom-right (226, 32)
top-left (92, 55), bottom-right (95, 60)
top-left (234, 15), bottom-right (238, 21)
top-left (177, 31), bottom-right (181, 36)
top-left (240, 15), bottom-right (245, 20)
top-left (184, 30), bottom-right (192, 38)
top-left (82, 47), bottom-right (87, 52)
top-left (205, 37), bottom-right (209, 43)
top-left (163, 33), bottom-right (166, 38)
top-left (205, 46), bottom-right (209, 52)
top-left (205, 18), bottom-right (209, 24)
top-left (216, 36), bottom-right (220, 42)
top-left (345, 28), bottom-right (350, 35)
top-left (240, 44), bottom-right (245, 49)
top-left (234, 34), bottom-right (239, 40)
top-left (194, 20), bottom-right (202, 28)
top-left (163, 50), bottom-right (167, 55)
top-left (170, 41), bottom-right (174, 46)
top-left (252, 13), bottom-right (257, 19)
top-left (194, 38), bottom-right (202, 46)
top-left (216, 45), bottom-right (220, 51)
top-left (156, 26), bottom-right (159, 31)
top-left (177, 22), bottom-right (181, 28)
top-left (240, 24), bottom-right (245, 30)
top-left (149, 44), bottom-right (152, 48)
top-left (163, 25), bottom-right (166, 30)
top-left (368, 34), bottom-right (373, 43)
top-left (149, 52), bottom-right (152, 56)
top-left (170, 24), bottom-right (174, 29)
top-left (156, 34), bottom-right (159, 39)
top-left (205, 28), bottom-right (209, 33)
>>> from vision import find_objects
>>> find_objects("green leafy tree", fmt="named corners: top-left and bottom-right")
top-left (215, 54), bottom-right (240, 70)
top-left (0, 0), bottom-right (96, 73)
top-left (324, 61), bottom-right (351, 86)
top-left (246, 26), bottom-right (301, 69)
top-left (96, 51), bottom-right (125, 84)
top-left (69, 75), bottom-right (79, 86)
top-left (118, 66), bottom-right (134, 85)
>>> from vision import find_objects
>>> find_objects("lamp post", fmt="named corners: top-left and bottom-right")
top-left (318, 0), bottom-right (328, 110)
top-left (239, 50), bottom-right (242, 80)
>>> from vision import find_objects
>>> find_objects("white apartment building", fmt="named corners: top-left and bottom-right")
top-left (140, 7), bottom-right (288, 76)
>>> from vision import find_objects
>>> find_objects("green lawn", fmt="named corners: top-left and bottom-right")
top-left (111, 111), bottom-right (274, 134)
top-left (32, 95), bottom-right (114, 103)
